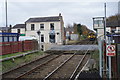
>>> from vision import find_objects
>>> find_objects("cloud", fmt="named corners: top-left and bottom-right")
top-left (0, 0), bottom-right (119, 2)
top-left (0, 1), bottom-right (118, 30)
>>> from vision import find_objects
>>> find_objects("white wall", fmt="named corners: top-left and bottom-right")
top-left (116, 27), bottom-right (120, 33)
top-left (106, 27), bottom-right (120, 33)
top-left (97, 29), bottom-right (104, 38)
top-left (26, 22), bottom-right (62, 44)
top-left (11, 28), bottom-right (25, 34)
top-left (26, 22), bottom-right (61, 31)
top-left (106, 27), bottom-right (111, 33)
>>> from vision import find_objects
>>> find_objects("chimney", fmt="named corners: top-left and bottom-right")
top-left (59, 13), bottom-right (61, 16)
top-left (9, 24), bottom-right (12, 28)
top-left (9, 24), bottom-right (12, 33)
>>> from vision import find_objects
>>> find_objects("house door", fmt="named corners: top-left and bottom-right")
top-left (49, 34), bottom-right (55, 43)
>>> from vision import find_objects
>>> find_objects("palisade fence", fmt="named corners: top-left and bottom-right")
top-left (98, 34), bottom-right (120, 78)
top-left (0, 40), bottom-right (38, 55)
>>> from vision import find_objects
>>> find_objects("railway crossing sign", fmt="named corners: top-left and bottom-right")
top-left (106, 45), bottom-right (116, 56)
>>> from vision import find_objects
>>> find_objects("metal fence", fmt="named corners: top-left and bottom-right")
top-left (98, 34), bottom-right (120, 78)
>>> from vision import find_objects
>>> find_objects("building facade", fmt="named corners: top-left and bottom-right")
top-left (106, 15), bottom-right (120, 33)
top-left (0, 27), bottom-right (10, 33)
top-left (65, 27), bottom-right (74, 40)
top-left (11, 24), bottom-right (26, 36)
top-left (25, 14), bottom-right (64, 51)
top-left (93, 17), bottom-right (104, 38)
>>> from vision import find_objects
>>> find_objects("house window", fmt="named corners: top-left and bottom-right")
top-left (50, 23), bottom-right (54, 30)
top-left (40, 24), bottom-right (44, 30)
top-left (31, 24), bottom-right (35, 30)
top-left (41, 34), bottom-right (44, 42)
top-left (17, 29), bottom-right (20, 33)
top-left (94, 20), bottom-right (104, 27)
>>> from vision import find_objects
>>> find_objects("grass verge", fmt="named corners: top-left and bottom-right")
top-left (1, 51), bottom-right (44, 73)
top-left (0, 51), bottom-right (32, 59)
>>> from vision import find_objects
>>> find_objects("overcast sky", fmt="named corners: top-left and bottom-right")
top-left (0, 0), bottom-right (119, 30)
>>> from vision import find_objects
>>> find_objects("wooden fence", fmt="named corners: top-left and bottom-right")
top-left (0, 40), bottom-right (38, 55)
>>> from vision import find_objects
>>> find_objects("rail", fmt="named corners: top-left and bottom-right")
top-left (69, 50), bottom-right (89, 80)
top-left (2, 40), bottom-right (96, 79)
top-left (15, 54), bottom-right (61, 80)
top-left (43, 52), bottom-right (76, 80)
top-left (43, 40), bottom-right (95, 80)
top-left (74, 41), bottom-right (96, 80)
top-left (2, 53), bottom-right (52, 76)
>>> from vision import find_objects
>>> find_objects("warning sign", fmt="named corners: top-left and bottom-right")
top-left (106, 45), bottom-right (116, 56)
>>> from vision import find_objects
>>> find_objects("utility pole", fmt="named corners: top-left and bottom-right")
top-left (5, 0), bottom-right (8, 29)
top-left (98, 37), bottom-right (103, 77)
top-left (108, 41), bottom-right (112, 79)
top-left (104, 3), bottom-right (112, 79)
top-left (104, 3), bottom-right (109, 78)
top-left (104, 3), bottom-right (106, 40)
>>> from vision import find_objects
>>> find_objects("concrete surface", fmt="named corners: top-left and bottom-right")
top-left (49, 45), bottom-right (98, 51)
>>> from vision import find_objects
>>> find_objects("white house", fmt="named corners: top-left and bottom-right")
top-left (25, 14), bottom-right (64, 51)
top-left (106, 17), bottom-right (120, 33)
top-left (65, 27), bottom-right (74, 40)
top-left (11, 24), bottom-right (26, 36)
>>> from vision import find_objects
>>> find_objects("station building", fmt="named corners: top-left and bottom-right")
top-left (25, 14), bottom-right (65, 51)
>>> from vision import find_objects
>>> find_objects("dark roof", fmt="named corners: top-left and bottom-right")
top-left (106, 20), bottom-right (120, 27)
top-left (25, 16), bottom-right (61, 23)
top-left (12, 24), bottom-right (25, 29)
top-left (0, 27), bottom-right (10, 31)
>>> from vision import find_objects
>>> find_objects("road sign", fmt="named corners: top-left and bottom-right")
top-left (106, 45), bottom-right (116, 56)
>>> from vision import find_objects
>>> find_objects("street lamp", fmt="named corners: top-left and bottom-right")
top-left (37, 30), bottom-right (41, 51)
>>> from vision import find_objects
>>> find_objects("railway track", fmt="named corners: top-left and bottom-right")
top-left (14, 53), bottom-right (90, 79)
top-left (70, 55), bottom-right (90, 80)
top-left (44, 55), bottom-right (90, 80)
top-left (2, 54), bottom-right (59, 79)
top-left (6, 54), bottom-right (87, 80)
top-left (43, 51), bottom-right (90, 80)
top-left (16, 54), bottom-right (75, 79)
top-left (2, 40), bottom-right (96, 80)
